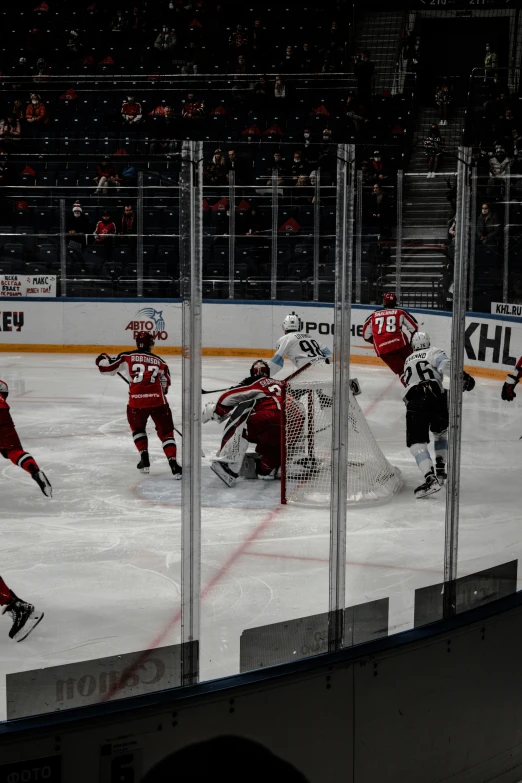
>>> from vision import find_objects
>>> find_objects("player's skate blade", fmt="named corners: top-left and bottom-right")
top-left (169, 458), bottom-right (182, 480)
top-left (137, 450), bottom-right (150, 474)
top-left (211, 461), bottom-right (238, 487)
top-left (31, 470), bottom-right (52, 497)
top-left (414, 473), bottom-right (442, 499)
top-left (3, 600), bottom-right (44, 642)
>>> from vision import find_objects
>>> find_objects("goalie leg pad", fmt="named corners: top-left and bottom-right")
top-left (239, 453), bottom-right (261, 479)
top-left (211, 461), bottom-right (238, 487)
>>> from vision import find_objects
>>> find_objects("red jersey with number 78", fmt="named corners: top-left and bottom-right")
top-left (97, 349), bottom-right (171, 408)
top-left (362, 308), bottom-right (418, 356)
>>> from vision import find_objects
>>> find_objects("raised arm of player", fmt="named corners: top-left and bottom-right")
top-left (96, 352), bottom-right (128, 378)
top-left (362, 315), bottom-right (374, 343)
top-left (400, 310), bottom-right (418, 340)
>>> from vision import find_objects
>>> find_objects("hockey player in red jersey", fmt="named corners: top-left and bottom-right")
top-left (96, 331), bottom-right (182, 478)
top-left (363, 292), bottom-right (418, 375)
top-left (0, 574), bottom-right (43, 642)
top-left (202, 360), bottom-right (286, 486)
top-left (0, 379), bottom-right (52, 497)
top-left (501, 357), bottom-right (522, 401)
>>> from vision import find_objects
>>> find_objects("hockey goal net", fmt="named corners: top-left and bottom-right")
top-left (281, 361), bottom-right (402, 506)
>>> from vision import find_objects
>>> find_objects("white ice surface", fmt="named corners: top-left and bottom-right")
top-left (0, 354), bottom-right (519, 720)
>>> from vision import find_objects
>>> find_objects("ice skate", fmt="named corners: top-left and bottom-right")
top-left (3, 598), bottom-right (44, 642)
top-left (31, 469), bottom-right (52, 497)
top-left (414, 471), bottom-right (442, 499)
top-left (256, 465), bottom-right (277, 480)
top-left (211, 461), bottom-right (238, 487)
top-left (169, 458), bottom-right (182, 480)
top-left (436, 457), bottom-right (447, 485)
top-left (137, 450), bottom-right (150, 474)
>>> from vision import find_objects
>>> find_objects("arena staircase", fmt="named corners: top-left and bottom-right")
top-left (383, 105), bottom-right (466, 304)
top-left (347, 10), bottom-right (405, 93)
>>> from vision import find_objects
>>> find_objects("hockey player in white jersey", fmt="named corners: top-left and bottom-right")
top-left (268, 312), bottom-right (332, 375)
top-left (401, 332), bottom-right (475, 498)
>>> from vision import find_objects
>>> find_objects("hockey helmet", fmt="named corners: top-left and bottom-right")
top-left (282, 311), bottom-right (301, 332)
top-left (383, 292), bottom-right (397, 307)
top-left (0, 379), bottom-right (8, 398)
top-left (136, 331), bottom-right (155, 351)
top-left (411, 331), bottom-right (430, 351)
top-left (249, 359), bottom-right (270, 378)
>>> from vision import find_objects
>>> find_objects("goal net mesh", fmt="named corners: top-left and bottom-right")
top-left (282, 362), bottom-right (402, 506)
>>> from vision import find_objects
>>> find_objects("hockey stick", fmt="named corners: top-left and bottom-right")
top-left (117, 372), bottom-right (205, 455)
top-left (202, 387), bottom-right (230, 395)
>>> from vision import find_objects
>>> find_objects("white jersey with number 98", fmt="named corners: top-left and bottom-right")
top-left (268, 331), bottom-right (332, 375)
top-left (401, 347), bottom-right (450, 397)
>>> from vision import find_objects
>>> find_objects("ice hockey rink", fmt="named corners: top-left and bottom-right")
top-left (0, 353), bottom-right (519, 719)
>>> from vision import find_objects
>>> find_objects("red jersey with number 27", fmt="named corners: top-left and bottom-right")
top-left (362, 308), bottom-right (418, 356)
top-left (97, 350), bottom-right (171, 408)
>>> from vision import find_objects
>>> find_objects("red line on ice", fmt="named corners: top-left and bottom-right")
top-left (100, 503), bottom-right (283, 703)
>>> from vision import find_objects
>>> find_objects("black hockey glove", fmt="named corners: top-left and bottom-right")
top-left (95, 353), bottom-right (109, 367)
top-left (462, 371), bottom-right (475, 392)
top-left (501, 374), bottom-right (518, 401)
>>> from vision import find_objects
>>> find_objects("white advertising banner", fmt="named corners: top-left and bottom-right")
top-left (490, 302), bottom-right (522, 318)
top-left (0, 274), bottom-right (57, 298)
top-left (0, 299), bottom-right (519, 378)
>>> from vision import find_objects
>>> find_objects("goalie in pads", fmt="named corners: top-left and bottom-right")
top-left (203, 360), bottom-right (291, 486)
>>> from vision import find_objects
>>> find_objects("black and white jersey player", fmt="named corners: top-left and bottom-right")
top-left (401, 331), bottom-right (475, 498)
top-left (267, 311), bottom-right (332, 375)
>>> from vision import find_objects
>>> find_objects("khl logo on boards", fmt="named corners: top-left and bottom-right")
top-left (0, 311), bottom-right (24, 332)
top-left (125, 307), bottom-right (168, 341)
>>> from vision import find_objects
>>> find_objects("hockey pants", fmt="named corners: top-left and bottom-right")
top-left (380, 344), bottom-right (413, 376)
top-left (127, 404), bottom-right (177, 460)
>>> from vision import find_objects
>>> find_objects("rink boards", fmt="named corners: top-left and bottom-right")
top-left (0, 298), bottom-right (520, 379)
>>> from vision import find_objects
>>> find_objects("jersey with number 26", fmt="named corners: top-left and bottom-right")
top-left (268, 332), bottom-right (332, 375)
top-left (400, 347), bottom-right (450, 396)
top-left (98, 350), bottom-right (171, 408)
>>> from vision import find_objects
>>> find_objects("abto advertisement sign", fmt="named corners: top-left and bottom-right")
top-left (125, 307), bottom-right (169, 342)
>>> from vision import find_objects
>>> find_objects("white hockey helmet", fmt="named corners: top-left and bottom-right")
top-left (0, 379), bottom-right (8, 397)
top-left (283, 311), bottom-right (301, 332)
top-left (411, 331), bottom-right (430, 351)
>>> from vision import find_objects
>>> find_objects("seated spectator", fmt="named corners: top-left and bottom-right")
top-left (65, 29), bottom-right (84, 59)
top-left (94, 210), bottom-right (116, 259)
top-left (280, 45), bottom-right (298, 73)
top-left (121, 95), bottom-right (143, 126)
top-left (435, 77), bottom-right (452, 126)
top-left (154, 25), bottom-right (176, 54)
top-left (510, 128), bottom-right (522, 157)
top-left (496, 108), bottom-right (516, 144)
top-left (226, 148), bottom-right (251, 185)
top-left (93, 158), bottom-right (119, 194)
top-left (477, 203), bottom-right (501, 246)
top-left (424, 124), bottom-right (443, 179)
top-left (25, 93), bottom-right (49, 130)
top-left (10, 100), bottom-right (24, 122)
top-left (182, 93), bottom-right (205, 120)
top-left (369, 150), bottom-right (390, 182)
top-left (204, 150), bottom-right (228, 186)
top-left (361, 160), bottom-right (373, 185)
top-left (273, 75), bottom-right (287, 106)
top-left (291, 151), bottom-right (306, 183)
top-left (265, 151), bottom-right (287, 185)
top-left (67, 202), bottom-right (90, 255)
top-left (234, 54), bottom-right (248, 75)
top-left (367, 183), bottom-right (391, 235)
top-left (298, 43), bottom-right (317, 72)
top-left (229, 23), bottom-right (248, 51)
top-left (252, 75), bottom-right (272, 108)
top-left (317, 129), bottom-right (336, 179)
top-left (488, 145), bottom-right (513, 196)
top-left (119, 204), bottom-right (136, 241)
top-left (301, 128), bottom-right (317, 158)
top-left (149, 106), bottom-right (178, 156)
top-left (34, 58), bottom-right (51, 83)
top-left (251, 19), bottom-right (268, 57)
top-left (0, 115), bottom-right (21, 148)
